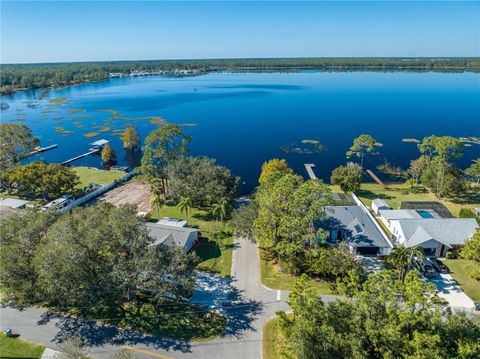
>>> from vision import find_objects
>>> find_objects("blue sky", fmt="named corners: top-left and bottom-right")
top-left (1, 1), bottom-right (479, 64)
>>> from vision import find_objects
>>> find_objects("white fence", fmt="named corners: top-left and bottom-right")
top-left (351, 192), bottom-right (394, 253)
top-left (58, 171), bottom-right (135, 213)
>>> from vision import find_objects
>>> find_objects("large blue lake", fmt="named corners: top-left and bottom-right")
top-left (2, 71), bottom-right (479, 193)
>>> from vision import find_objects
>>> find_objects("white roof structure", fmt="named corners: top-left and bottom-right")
top-left (157, 217), bottom-right (187, 227)
top-left (90, 139), bottom-right (109, 147)
top-left (372, 199), bottom-right (391, 210)
top-left (379, 209), bottom-right (423, 220)
top-left (398, 218), bottom-right (478, 247)
top-left (0, 198), bottom-right (30, 209)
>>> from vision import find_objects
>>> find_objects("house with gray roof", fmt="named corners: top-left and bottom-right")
top-left (146, 222), bottom-right (199, 253)
top-left (390, 218), bottom-right (478, 257)
top-left (317, 206), bottom-right (393, 256)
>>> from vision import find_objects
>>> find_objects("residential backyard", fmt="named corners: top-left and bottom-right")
top-left (330, 182), bottom-right (480, 217)
top-left (73, 166), bottom-right (125, 188)
top-left (0, 333), bottom-right (45, 359)
top-left (149, 205), bottom-right (233, 277)
top-left (442, 259), bottom-right (480, 301)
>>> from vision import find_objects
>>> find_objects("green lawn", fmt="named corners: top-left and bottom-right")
top-left (149, 205), bottom-right (233, 277)
top-left (0, 334), bottom-right (45, 359)
top-left (73, 166), bottom-right (125, 188)
top-left (259, 246), bottom-right (332, 293)
top-left (330, 182), bottom-right (480, 217)
top-left (442, 259), bottom-right (480, 302)
top-left (263, 317), bottom-right (283, 359)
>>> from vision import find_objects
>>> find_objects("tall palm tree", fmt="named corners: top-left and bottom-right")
top-left (212, 198), bottom-right (228, 232)
top-left (177, 196), bottom-right (193, 223)
top-left (390, 244), bottom-right (425, 282)
top-left (150, 193), bottom-right (165, 220)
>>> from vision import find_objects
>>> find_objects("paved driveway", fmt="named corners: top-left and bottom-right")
top-left (427, 273), bottom-right (475, 309)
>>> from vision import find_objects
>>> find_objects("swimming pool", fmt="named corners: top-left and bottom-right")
top-left (417, 210), bottom-right (434, 218)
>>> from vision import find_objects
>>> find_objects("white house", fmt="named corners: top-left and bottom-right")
top-left (146, 222), bottom-right (199, 253)
top-left (371, 198), bottom-right (391, 215)
top-left (389, 218), bottom-right (478, 257)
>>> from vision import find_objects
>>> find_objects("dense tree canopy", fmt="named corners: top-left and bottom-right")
top-left (141, 124), bottom-right (191, 196)
top-left (258, 158), bottom-right (293, 184)
top-left (168, 156), bottom-right (239, 208)
top-left (101, 144), bottom-right (117, 163)
top-left (121, 127), bottom-right (141, 150)
top-left (4, 161), bottom-right (79, 200)
top-left (0, 204), bottom-right (197, 308)
top-left (0, 124), bottom-right (39, 169)
top-left (465, 158), bottom-right (480, 184)
top-left (330, 162), bottom-right (363, 193)
top-left (276, 271), bottom-right (480, 359)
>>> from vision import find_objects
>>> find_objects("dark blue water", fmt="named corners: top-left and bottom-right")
top-left (2, 71), bottom-right (479, 193)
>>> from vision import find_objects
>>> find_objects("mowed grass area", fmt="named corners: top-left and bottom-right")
top-left (0, 333), bottom-right (45, 359)
top-left (263, 317), bottom-right (283, 359)
top-left (442, 259), bottom-right (480, 302)
top-left (330, 182), bottom-right (480, 217)
top-left (73, 166), bottom-right (125, 188)
top-left (259, 244), bottom-right (332, 293)
top-left (149, 205), bottom-right (233, 277)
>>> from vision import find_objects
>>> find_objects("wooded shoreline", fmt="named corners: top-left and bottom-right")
top-left (2, 57), bottom-right (479, 94)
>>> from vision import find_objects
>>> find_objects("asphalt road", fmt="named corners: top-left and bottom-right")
top-left (1, 237), bottom-right (337, 359)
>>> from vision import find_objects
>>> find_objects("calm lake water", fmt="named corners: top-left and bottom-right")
top-left (2, 71), bottom-right (479, 193)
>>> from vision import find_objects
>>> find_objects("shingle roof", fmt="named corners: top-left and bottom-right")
top-left (146, 222), bottom-right (198, 250)
top-left (318, 206), bottom-right (391, 248)
top-left (398, 218), bottom-right (478, 247)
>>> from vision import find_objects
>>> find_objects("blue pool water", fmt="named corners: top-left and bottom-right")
top-left (417, 210), bottom-right (435, 218)
top-left (2, 71), bottom-right (479, 193)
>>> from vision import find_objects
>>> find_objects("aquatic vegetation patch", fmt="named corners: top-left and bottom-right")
top-left (77, 115), bottom-right (93, 119)
top-left (459, 137), bottom-right (480, 145)
top-left (96, 109), bottom-right (120, 116)
top-left (53, 116), bottom-right (64, 120)
top-left (402, 138), bottom-right (420, 143)
top-left (84, 132), bottom-right (100, 138)
top-left (49, 96), bottom-right (68, 103)
top-left (67, 108), bottom-right (85, 114)
top-left (149, 116), bottom-right (167, 126)
top-left (100, 127), bottom-right (111, 132)
top-left (377, 161), bottom-right (408, 179)
top-left (47, 103), bottom-right (62, 107)
top-left (41, 110), bottom-right (55, 113)
top-left (54, 126), bottom-right (74, 135)
top-left (280, 141), bottom-right (326, 155)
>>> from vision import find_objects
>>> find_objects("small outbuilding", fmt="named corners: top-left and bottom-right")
top-left (0, 198), bottom-right (30, 209)
top-left (371, 198), bottom-right (391, 215)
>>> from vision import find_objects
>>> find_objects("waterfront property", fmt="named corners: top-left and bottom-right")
top-left (389, 218), bottom-right (478, 257)
top-left (317, 205), bottom-right (393, 256)
top-left (146, 220), bottom-right (199, 253)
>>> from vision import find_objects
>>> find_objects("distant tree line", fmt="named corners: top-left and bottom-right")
top-left (2, 57), bottom-right (479, 93)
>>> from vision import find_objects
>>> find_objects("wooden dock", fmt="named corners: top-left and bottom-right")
top-left (26, 144), bottom-right (58, 158)
top-left (61, 148), bottom-right (100, 165)
top-left (366, 169), bottom-right (386, 188)
top-left (304, 164), bottom-right (317, 179)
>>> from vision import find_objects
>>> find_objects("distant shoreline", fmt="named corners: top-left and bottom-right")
top-left (2, 57), bottom-right (479, 95)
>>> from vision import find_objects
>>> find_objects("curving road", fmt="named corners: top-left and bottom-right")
top-left (1, 237), bottom-right (303, 359)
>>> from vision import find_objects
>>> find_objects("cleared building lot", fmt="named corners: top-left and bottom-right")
top-left (99, 180), bottom-right (153, 213)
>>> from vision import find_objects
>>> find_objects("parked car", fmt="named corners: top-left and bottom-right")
top-left (421, 263), bottom-right (436, 278)
top-left (427, 257), bottom-right (449, 273)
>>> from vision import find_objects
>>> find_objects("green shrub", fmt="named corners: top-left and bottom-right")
top-left (446, 252), bottom-right (457, 259)
top-left (459, 208), bottom-right (475, 218)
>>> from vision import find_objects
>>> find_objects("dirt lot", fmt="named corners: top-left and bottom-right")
top-left (100, 181), bottom-right (153, 213)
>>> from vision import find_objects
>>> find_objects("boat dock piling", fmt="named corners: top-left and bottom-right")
top-left (61, 139), bottom-right (109, 165)
top-left (366, 169), bottom-right (386, 188)
top-left (304, 163), bottom-right (317, 179)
